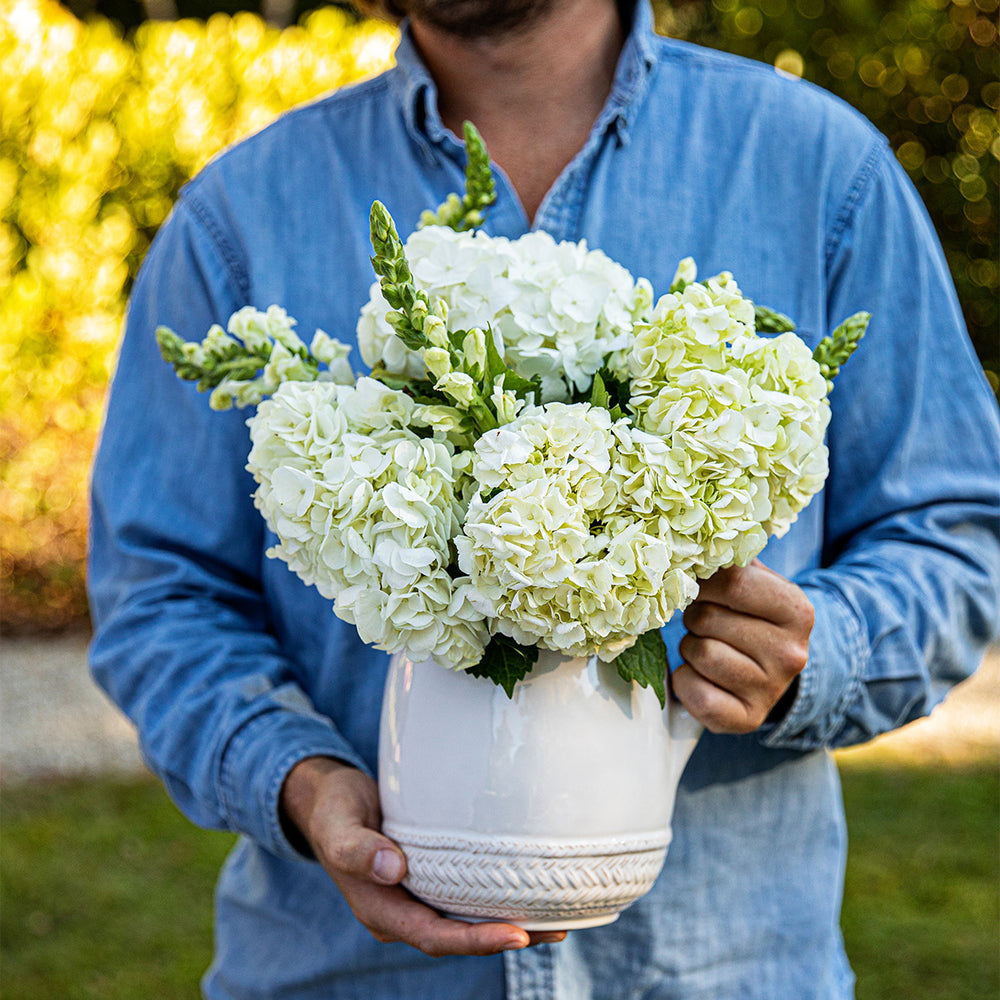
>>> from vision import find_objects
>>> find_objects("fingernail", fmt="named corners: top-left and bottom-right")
top-left (372, 849), bottom-right (404, 883)
top-left (532, 932), bottom-right (566, 944)
top-left (500, 935), bottom-right (527, 951)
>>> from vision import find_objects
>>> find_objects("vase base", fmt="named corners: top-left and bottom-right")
top-left (385, 823), bottom-right (669, 931)
top-left (442, 911), bottom-right (622, 931)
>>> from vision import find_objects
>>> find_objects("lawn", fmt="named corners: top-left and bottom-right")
top-left (2, 763), bottom-right (997, 999)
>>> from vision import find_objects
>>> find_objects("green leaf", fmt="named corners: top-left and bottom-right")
top-left (466, 634), bottom-right (539, 698)
top-left (369, 366), bottom-right (440, 398)
top-left (479, 324), bottom-right (538, 400)
top-left (482, 324), bottom-right (508, 385)
top-left (590, 371), bottom-right (610, 409)
top-left (614, 629), bottom-right (668, 708)
top-left (586, 365), bottom-right (630, 419)
top-left (501, 368), bottom-right (540, 397)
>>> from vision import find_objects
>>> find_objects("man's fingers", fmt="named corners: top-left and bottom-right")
top-left (282, 757), bottom-right (569, 957)
top-left (671, 662), bottom-right (764, 734)
top-left (694, 561), bottom-right (814, 629)
top-left (682, 602), bottom-right (809, 679)
top-left (678, 632), bottom-right (767, 690)
top-left (337, 876), bottom-right (534, 956)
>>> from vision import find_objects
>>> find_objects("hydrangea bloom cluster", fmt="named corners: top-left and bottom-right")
top-left (627, 269), bottom-right (831, 576)
top-left (456, 403), bottom-right (699, 660)
top-left (160, 150), bottom-right (864, 696)
top-left (357, 226), bottom-right (652, 402)
top-left (246, 377), bottom-right (489, 669)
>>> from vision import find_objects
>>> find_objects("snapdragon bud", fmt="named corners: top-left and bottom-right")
top-left (209, 385), bottom-right (235, 410)
top-left (462, 329), bottom-right (488, 377)
top-left (227, 308), bottom-right (270, 354)
top-left (632, 278), bottom-right (654, 318)
top-left (413, 404), bottom-right (469, 436)
top-left (264, 342), bottom-right (314, 386)
top-left (424, 347), bottom-right (453, 380)
top-left (410, 297), bottom-right (429, 327)
top-left (670, 257), bottom-right (697, 293)
top-left (263, 306), bottom-right (307, 354)
top-left (310, 330), bottom-right (355, 385)
top-left (155, 327), bottom-right (185, 362)
top-left (436, 371), bottom-right (476, 407)
top-left (490, 380), bottom-right (526, 424)
top-left (181, 342), bottom-right (206, 366)
top-left (205, 325), bottom-right (239, 359)
top-left (424, 314), bottom-right (450, 349)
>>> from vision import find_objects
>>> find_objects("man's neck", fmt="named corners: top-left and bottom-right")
top-left (410, 0), bottom-right (626, 223)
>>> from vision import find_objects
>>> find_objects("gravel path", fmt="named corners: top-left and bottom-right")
top-left (1, 632), bottom-right (145, 782)
top-left (1, 633), bottom-right (997, 784)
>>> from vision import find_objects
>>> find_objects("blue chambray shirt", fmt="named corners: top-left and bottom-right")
top-left (88, 3), bottom-right (1000, 998)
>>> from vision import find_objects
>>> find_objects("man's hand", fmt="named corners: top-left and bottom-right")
top-left (280, 756), bottom-right (566, 956)
top-left (672, 560), bottom-right (813, 734)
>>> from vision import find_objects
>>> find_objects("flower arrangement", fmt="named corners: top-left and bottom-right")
top-left (158, 123), bottom-right (866, 705)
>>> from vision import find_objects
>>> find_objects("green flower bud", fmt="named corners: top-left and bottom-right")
top-left (435, 370), bottom-right (476, 407)
top-left (424, 315), bottom-right (449, 349)
top-left (424, 347), bottom-right (453, 380)
top-left (462, 328), bottom-right (488, 377)
top-left (670, 257), bottom-right (697, 294)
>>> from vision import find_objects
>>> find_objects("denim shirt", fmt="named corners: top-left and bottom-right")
top-left (88, 3), bottom-right (1000, 998)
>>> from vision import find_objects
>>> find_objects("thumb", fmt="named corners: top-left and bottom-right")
top-left (283, 758), bottom-right (408, 886)
top-left (370, 841), bottom-right (408, 885)
top-left (318, 820), bottom-right (408, 886)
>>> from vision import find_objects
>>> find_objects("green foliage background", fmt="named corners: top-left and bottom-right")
top-left (1, 0), bottom-right (996, 631)
top-left (2, 764), bottom-right (997, 997)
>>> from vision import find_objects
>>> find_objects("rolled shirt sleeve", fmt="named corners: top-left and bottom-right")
top-left (761, 140), bottom-right (1000, 750)
top-left (88, 198), bottom-right (372, 861)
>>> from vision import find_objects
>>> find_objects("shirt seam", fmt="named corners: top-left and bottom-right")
top-left (823, 136), bottom-right (888, 272)
top-left (181, 192), bottom-right (252, 304)
top-left (216, 704), bottom-right (276, 827)
top-left (216, 705), bottom-right (373, 852)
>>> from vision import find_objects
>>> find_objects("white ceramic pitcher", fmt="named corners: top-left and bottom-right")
top-left (378, 648), bottom-right (703, 930)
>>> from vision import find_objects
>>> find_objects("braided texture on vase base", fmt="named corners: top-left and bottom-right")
top-left (383, 823), bottom-right (672, 929)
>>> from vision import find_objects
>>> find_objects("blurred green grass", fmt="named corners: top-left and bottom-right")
top-left (1, 764), bottom-right (997, 998)
top-left (838, 760), bottom-right (999, 1000)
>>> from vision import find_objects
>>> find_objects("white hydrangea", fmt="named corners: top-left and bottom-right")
top-left (628, 270), bottom-right (831, 564)
top-left (456, 403), bottom-right (699, 660)
top-left (357, 226), bottom-right (652, 402)
top-left (246, 377), bottom-right (489, 669)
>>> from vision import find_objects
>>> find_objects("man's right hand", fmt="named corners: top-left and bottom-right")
top-left (279, 756), bottom-right (567, 956)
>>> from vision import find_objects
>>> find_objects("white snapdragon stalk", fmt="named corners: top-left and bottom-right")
top-left (310, 330), bottom-right (355, 385)
top-left (358, 226), bottom-right (652, 402)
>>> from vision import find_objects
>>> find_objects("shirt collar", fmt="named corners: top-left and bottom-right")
top-left (389, 0), bottom-right (659, 151)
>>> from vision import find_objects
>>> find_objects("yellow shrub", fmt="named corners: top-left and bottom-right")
top-left (0, 0), bottom-right (396, 630)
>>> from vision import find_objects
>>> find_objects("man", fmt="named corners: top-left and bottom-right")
top-left (88, 0), bottom-right (1000, 996)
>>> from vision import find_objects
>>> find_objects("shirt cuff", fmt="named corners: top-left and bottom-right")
top-left (758, 581), bottom-right (869, 750)
top-left (218, 704), bottom-right (373, 862)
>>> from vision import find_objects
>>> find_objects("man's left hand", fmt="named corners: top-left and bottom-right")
top-left (672, 560), bottom-right (814, 734)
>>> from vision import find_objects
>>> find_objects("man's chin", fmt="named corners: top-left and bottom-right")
top-left (404, 0), bottom-right (559, 38)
